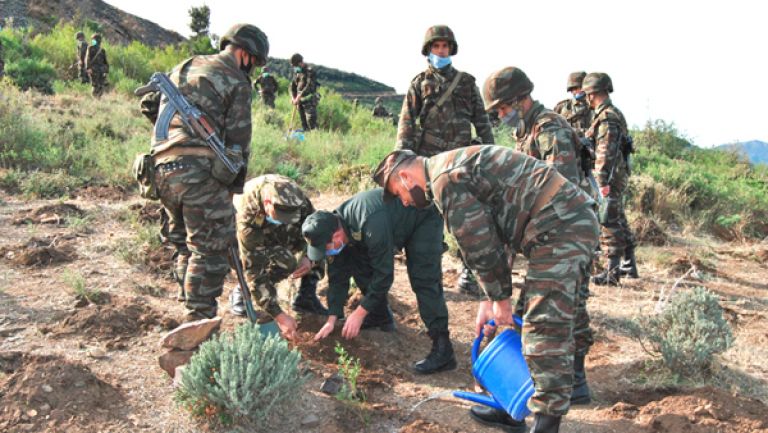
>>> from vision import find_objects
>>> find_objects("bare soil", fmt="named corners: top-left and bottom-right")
top-left (1, 190), bottom-right (766, 433)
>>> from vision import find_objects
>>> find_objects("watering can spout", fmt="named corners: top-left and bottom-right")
top-left (452, 391), bottom-right (505, 411)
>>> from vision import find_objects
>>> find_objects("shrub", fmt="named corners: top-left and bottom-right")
top-left (5, 58), bottom-right (57, 94)
top-left (176, 323), bottom-right (307, 429)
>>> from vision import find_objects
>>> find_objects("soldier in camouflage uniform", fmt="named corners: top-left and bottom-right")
top-left (372, 97), bottom-right (390, 118)
top-left (554, 72), bottom-right (593, 133)
top-left (583, 72), bottom-right (638, 285)
top-left (85, 33), bottom-right (109, 97)
top-left (254, 65), bottom-right (277, 108)
top-left (396, 25), bottom-right (495, 296)
top-left (0, 39), bottom-right (4, 79)
top-left (374, 147), bottom-right (599, 433)
top-left (228, 175), bottom-right (327, 339)
top-left (482, 67), bottom-right (597, 419)
top-left (75, 32), bottom-right (89, 84)
top-left (299, 189), bottom-right (456, 375)
top-left (290, 53), bottom-right (318, 131)
top-left (141, 23), bottom-right (268, 321)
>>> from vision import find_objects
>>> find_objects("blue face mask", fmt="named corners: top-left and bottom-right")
top-left (427, 53), bottom-right (452, 69)
top-left (326, 242), bottom-right (346, 256)
top-left (500, 109), bottom-right (519, 127)
top-left (265, 215), bottom-right (283, 225)
top-left (91, 39), bottom-right (98, 46)
top-left (262, 73), bottom-right (270, 77)
top-left (294, 66), bottom-right (302, 73)
top-left (574, 91), bottom-right (586, 101)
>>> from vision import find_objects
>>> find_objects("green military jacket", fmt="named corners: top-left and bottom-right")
top-left (85, 43), bottom-right (108, 73)
top-left (586, 98), bottom-right (628, 187)
top-left (290, 65), bottom-right (318, 104)
top-left (554, 97), bottom-right (593, 133)
top-left (255, 73), bottom-right (277, 94)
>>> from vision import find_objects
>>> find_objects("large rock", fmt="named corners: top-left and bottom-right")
top-left (158, 350), bottom-right (196, 378)
top-left (160, 317), bottom-right (221, 351)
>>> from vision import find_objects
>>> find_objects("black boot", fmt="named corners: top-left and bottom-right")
top-left (591, 255), bottom-right (621, 286)
top-left (292, 273), bottom-right (328, 315)
top-left (412, 329), bottom-right (457, 374)
top-left (458, 266), bottom-right (482, 296)
top-left (619, 247), bottom-right (640, 279)
top-left (530, 413), bottom-right (560, 433)
top-left (229, 286), bottom-right (245, 316)
top-left (571, 353), bottom-right (591, 405)
top-left (469, 405), bottom-right (527, 433)
top-left (361, 305), bottom-right (395, 332)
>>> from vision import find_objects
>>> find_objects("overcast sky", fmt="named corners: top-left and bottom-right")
top-left (105, 0), bottom-right (767, 147)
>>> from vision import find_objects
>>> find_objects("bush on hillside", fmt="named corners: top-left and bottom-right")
top-left (4, 58), bottom-right (57, 93)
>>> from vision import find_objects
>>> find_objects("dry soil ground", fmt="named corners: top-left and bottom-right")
top-left (1, 190), bottom-right (766, 432)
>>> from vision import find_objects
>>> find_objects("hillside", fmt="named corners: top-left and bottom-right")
top-left (717, 140), bottom-right (768, 165)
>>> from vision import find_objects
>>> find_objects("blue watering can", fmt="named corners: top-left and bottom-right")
top-left (453, 316), bottom-right (534, 421)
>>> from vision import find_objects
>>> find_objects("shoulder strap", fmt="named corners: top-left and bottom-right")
top-left (435, 71), bottom-right (464, 108)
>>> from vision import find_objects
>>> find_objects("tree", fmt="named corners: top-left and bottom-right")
top-left (188, 5), bottom-right (210, 37)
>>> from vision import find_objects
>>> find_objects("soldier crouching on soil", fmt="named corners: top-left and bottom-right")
top-left (296, 189), bottom-right (457, 375)
top-left (228, 174), bottom-right (327, 340)
top-left (374, 147), bottom-right (599, 433)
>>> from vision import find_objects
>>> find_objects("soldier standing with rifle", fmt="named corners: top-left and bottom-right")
top-left (85, 33), bottom-right (109, 97)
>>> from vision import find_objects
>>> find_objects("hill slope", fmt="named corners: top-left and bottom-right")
top-left (717, 140), bottom-right (768, 165)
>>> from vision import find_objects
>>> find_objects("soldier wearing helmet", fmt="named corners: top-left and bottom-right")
top-left (75, 31), bottom-right (89, 83)
top-left (397, 24), bottom-right (495, 297)
top-left (290, 53), bottom-right (319, 130)
top-left (582, 72), bottom-right (638, 286)
top-left (254, 65), bottom-right (278, 108)
top-left (85, 33), bottom-right (109, 96)
top-left (139, 23), bottom-right (270, 323)
top-left (372, 96), bottom-right (390, 119)
top-left (554, 71), bottom-right (593, 132)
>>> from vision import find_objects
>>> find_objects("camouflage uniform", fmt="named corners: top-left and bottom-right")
top-left (0, 40), bottom-right (5, 78)
top-left (235, 175), bottom-right (321, 317)
top-left (372, 97), bottom-right (390, 118)
top-left (76, 36), bottom-right (89, 83)
top-left (554, 98), bottom-right (592, 133)
top-left (290, 63), bottom-right (318, 130)
top-left (254, 71), bottom-right (277, 108)
top-left (85, 34), bottom-right (108, 97)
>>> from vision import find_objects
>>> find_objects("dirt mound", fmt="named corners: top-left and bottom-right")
top-left (129, 201), bottom-right (164, 224)
top-left (75, 184), bottom-right (129, 201)
top-left (0, 236), bottom-right (76, 267)
top-left (632, 216), bottom-right (669, 246)
top-left (12, 203), bottom-right (84, 225)
top-left (145, 243), bottom-right (175, 274)
top-left (400, 419), bottom-right (459, 433)
top-left (0, 352), bottom-right (125, 433)
top-left (670, 253), bottom-right (717, 274)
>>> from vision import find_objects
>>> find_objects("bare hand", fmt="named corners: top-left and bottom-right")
top-left (600, 185), bottom-right (610, 197)
top-left (290, 257), bottom-right (313, 279)
top-left (475, 300), bottom-right (494, 337)
top-left (274, 312), bottom-right (298, 341)
top-left (492, 299), bottom-right (513, 328)
top-left (314, 316), bottom-right (337, 341)
top-left (341, 306), bottom-right (368, 339)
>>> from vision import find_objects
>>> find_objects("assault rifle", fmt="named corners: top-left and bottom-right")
top-left (134, 72), bottom-right (242, 174)
top-left (229, 245), bottom-right (258, 323)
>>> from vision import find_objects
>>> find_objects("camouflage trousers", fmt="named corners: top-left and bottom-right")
top-left (90, 69), bottom-right (107, 97)
top-left (78, 64), bottom-right (89, 84)
top-left (260, 92), bottom-right (275, 109)
top-left (298, 101), bottom-right (318, 131)
top-left (155, 156), bottom-right (235, 319)
top-left (517, 207), bottom-right (599, 416)
top-left (600, 171), bottom-right (636, 256)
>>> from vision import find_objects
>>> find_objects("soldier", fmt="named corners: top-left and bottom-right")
top-left (0, 39), bottom-right (5, 79)
top-left (483, 67), bottom-right (597, 414)
top-left (553, 72), bottom-right (593, 133)
top-left (583, 72), bottom-right (638, 285)
top-left (372, 97), bottom-right (390, 118)
top-left (228, 175), bottom-right (327, 339)
top-left (254, 65), bottom-right (278, 108)
top-left (298, 189), bottom-right (456, 375)
top-left (373, 147), bottom-right (599, 433)
top-left (396, 25), bottom-right (495, 296)
top-left (140, 23), bottom-right (268, 321)
top-left (75, 31), bottom-right (89, 84)
top-left (85, 33), bottom-right (109, 97)
top-left (290, 53), bottom-right (318, 131)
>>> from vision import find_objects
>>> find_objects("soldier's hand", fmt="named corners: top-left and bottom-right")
top-left (274, 312), bottom-right (298, 341)
top-left (314, 315), bottom-right (338, 341)
top-left (492, 299), bottom-right (514, 328)
top-left (290, 257), bottom-right (313, 279)
top-left (475, 300), bottom-right (495, 337)
top-left (342, 306), bottom-right (368, 339)
top-left (600, 186), bottom-right (611, 197)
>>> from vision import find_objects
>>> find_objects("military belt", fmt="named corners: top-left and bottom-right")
top-left (153, 146), bottom-right (215, 165)
top-left (156, 161), bottom-right (193, 173)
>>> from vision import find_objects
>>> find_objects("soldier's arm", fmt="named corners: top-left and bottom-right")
top-left (326, 255), bottom-right (352, 318)
top-left (593, 119), bottom-right (621, 186)
top-left (395, 82), bottom-right (421, 150)
top-left (358, 217), bottom-right (395, 314)
top-left (299, 69), bottom-right (317, 103)
top-left (470, 83), bottom-right (495, 144)
top-left (224, 81), bottom-right (253, 193)
top-left (290, 79), bottom-right (298, 98)
top-left (536, 124), bottom-right (582, 185)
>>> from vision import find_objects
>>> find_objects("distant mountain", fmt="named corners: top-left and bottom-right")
top-left (717, 140), bottom-right (768, 165)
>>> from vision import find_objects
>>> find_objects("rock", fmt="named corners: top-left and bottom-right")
top-left (706, 404), bottom-right (732, 421)
top-left (611, 402), bottom-right (638, 413)
top-left (88, 348), bottom-right (107, 358)
top-left (42, 384), bottom-right (53, 393)
top-left (320, 373), bottom-right (344, 395)
top-left (160, 317), bottom-right (222, 351)
top-left (39, 404), bottom-right (51, 412)
top-left (26, 409), bottom-right (38, 418)
top-left (301, 413), bottom-right (320, 428)
top-left (158, 350), bottom-right (196, 378)
top-left (74, 381), bottom-right (85, 388)
top-left (173, 366), bottom-right (186, 388)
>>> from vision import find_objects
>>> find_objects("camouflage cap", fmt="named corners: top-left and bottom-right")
top-left (219, 24), bottom-right (269, 66)
top-left (372, 149), bottom-right (418, 201)
top-left (421, 25), bottom-right (458, 56)
top-left (567, 71), bottom-right (587, 91)
top-left (482, 67), bottom-right (534, 112)
top-left (582, 72), bottom-right (613, 94)
top-left (261, 175), bottom-right (306, 224)
top-left (302, 211), bottom-right (339, 261)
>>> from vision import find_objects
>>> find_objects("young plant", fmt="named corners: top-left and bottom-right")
top-left (334, 342), bottom-right (364, 403)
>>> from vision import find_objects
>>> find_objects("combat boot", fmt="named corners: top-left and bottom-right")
top-left (412, 329), bottom-right (457, 374)
top-left (591, 256), bottom-right (621, 286)
top-left (469, 406), bottom-right (527, 433)
top-left (530, 413), bottom-right (560, 433)
top-left (458, 266), bottom-right (482, 296)
top-left (229, 286), bottom-right (246, 317)
top-left (292, 273), bottom-right (328, 315)
top-left (619, 247), bottom-right (640, 279)
top-left (570, 353), bottom-right (591, 405)
top-left (361, 305), bottom-right (395, 332)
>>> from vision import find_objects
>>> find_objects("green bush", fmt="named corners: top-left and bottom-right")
top-left (176, 323), bottom-right (307, 429)
top-left (5, 58), bottom-right (57, 93)
top-left (632, 287), bottom-right (733, 378)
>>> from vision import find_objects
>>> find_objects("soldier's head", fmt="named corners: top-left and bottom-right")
top-left (375, 97), bottom-right (382, 104)
top-left (91, 33), bottom-right (102, 45)
top-left (422, 25), bottom-right (457, 69)
top-left (567, 71), bottom-right (587, 99)
top-left (259, 177), bottom-right (306, 225)
top-left (76, 31), bottom-right (85, 41)
top-left (483, 67), bottom-right (534, 127)
top-left (372, 150), bottom-right (431, 209)
top-left (582, 72), bottom-right (613, 108)
top-left (290, 53), bottom-right (305, 72)
top-left (302, 211), bottom-right (348, 261)
top-left (220, 24), bottom-right (269, 75)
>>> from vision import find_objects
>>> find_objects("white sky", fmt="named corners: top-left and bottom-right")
top-left (105, 0), bottom-right (767, 147)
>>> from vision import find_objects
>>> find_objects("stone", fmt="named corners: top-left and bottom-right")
top-left (173, 366), bottom-right (186, 388)
top-left (88, 348), bottom-right (107, 358)
top-left (320, 373), bottom-right (344, 395)
top-left (74, 381), bottom-right (85, 388)
top-left (42, 385), bottom-right (53, 393)
top-left (158, 350), bottom-right (196, 378)
top-left (26, 409), bottom-right (38, 418)
top-left (39, 404), bottom-right (51, 412)
top-left (611, 402), bottom-right (638, 413)
top-left (301, 413), bottom-right (320, 428)
top-left (160, 317), bottom-right (222, 351)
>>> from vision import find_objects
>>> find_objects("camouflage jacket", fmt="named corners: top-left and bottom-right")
top-left (290, 66), bottom-right (317, 104)
top-left (553, 97), bottom-right (593, 133)
top-left (396, 65), bottom-right (494, 156)
top-left (515, 101), bottom-right (583, 186)
top-left (85, 44), bottom-right (108, 72)
top-left (76, 40), bottom-right (88, 65)
top-left (255, 73), bottom-right (277, 94)
top-left (372, 103), bottom-right (390, 118)
top-left (585, 98), bottom-right (628, 186)
top-left (425, 145), bottom-right (593, 300)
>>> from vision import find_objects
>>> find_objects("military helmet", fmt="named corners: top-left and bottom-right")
top-left (582, 72), bottom-right (613, 94)
top-left (482, 66), bottom-right (534, 112)
top-left (290, 53), bottom-right (303, 66)
top-left (219, 23), bottom-right (269, 66)
top-left (91, 33), bottom-right (102, 42)
top-left (421, 25), bottom-right (458, 56)
top-left (76, 31), bottom-right (85, 39)
top-left (567, 71), bottom-right (586, 91)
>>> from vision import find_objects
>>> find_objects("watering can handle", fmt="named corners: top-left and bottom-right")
top-left (471, 316), bottom-right (524, 364)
